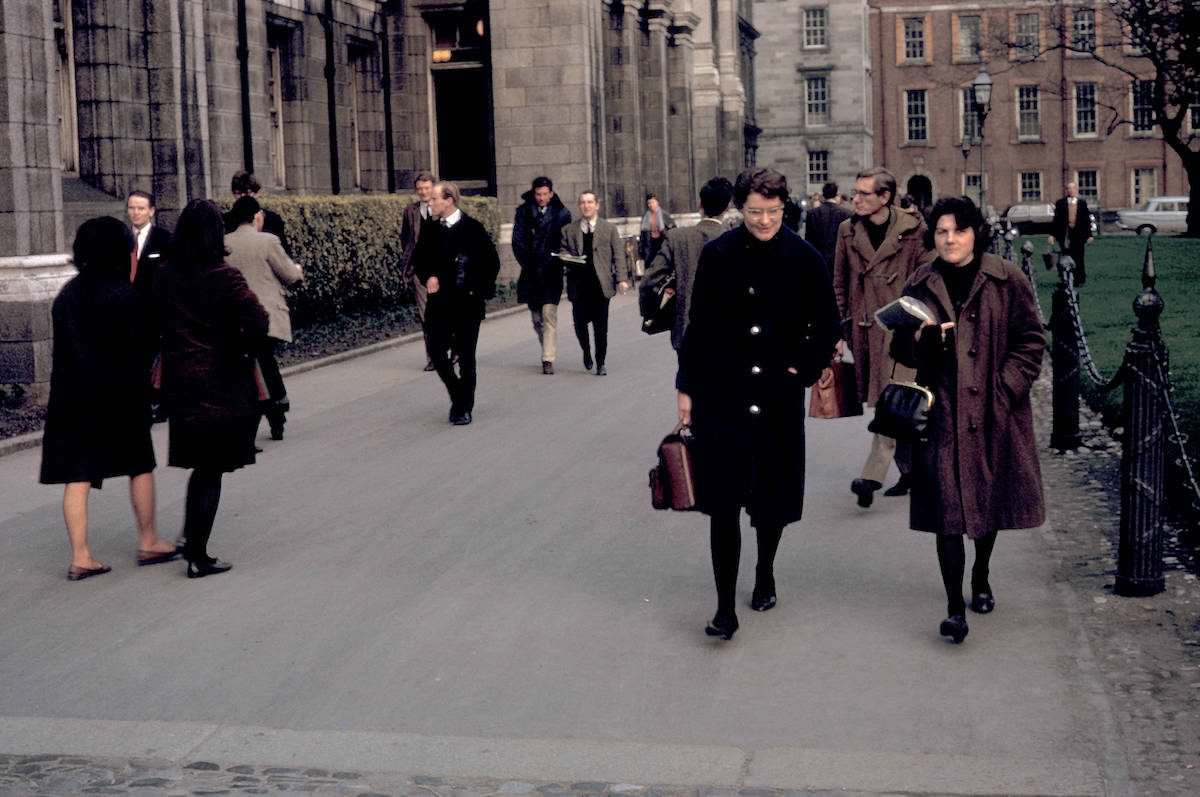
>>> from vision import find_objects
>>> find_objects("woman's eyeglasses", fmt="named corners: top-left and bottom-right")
top-left (743, 206), bottom-right (785, 219)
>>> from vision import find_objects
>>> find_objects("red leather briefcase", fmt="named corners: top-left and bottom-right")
top-left (649, 425), bottom-right (699, 511)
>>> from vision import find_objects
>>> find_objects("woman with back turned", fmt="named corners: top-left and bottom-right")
top-left (891, 196), bottom-right (1046, 643)
top-left (675, 168), bottom-right (840, 641)
top-left (156, 199), bottom-right (269, 578)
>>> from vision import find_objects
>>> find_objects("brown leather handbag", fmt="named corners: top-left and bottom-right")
top-left (808, 356), bottom-right (863, 419)
top-left (649, 424), bottom-right (699, 511)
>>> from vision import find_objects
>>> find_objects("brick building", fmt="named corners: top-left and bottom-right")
top-left (1, 0), bottom-right (757, 394)
top-left (753, 0), bottom-right (873, 196)
top-left (868, 0), bottom-right (1190, 216)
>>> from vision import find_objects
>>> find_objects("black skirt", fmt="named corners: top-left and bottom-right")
top-left (39, 419), bottom-right (156, 489)
top-left (167, 415), bottom-right (259, 473)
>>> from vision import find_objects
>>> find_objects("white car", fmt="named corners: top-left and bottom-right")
top-left (1118, 196), bottom-right (1190, 235)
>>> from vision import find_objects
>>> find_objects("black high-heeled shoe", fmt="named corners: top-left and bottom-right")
top-left (186, 558), bottom-right (233, 579)
top-left (970, 591), bottom-right (995, 614)
top-left (705, 613), bottom-right (739, 640)
top-left (939, 614), bottom-right (969, 644)
top-left (750, 575), bottom-right (777, 612)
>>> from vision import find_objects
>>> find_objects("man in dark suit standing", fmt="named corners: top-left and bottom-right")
top-left (401, 171), bottom-right (438, 371)
top-left (229, 171), bottom-right (290, 255)
top-left (126, 190), bottom-right (171, 300)
top-left (1050, 180), bottom-right (1093, 286)
top-left (558, 191), bottom-right (630, 375)
top-left (804, 182), bottom-right (851, 272)
top-left (412, 181), bottom-right (501, 425)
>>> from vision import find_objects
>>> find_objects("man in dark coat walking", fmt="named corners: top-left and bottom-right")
top-left (413, 181), bottom-right (501, 426)
top-left (512, 176), bottom-right (572, 374)
top-left (1049, 180), bottom-right (1093, 287)
top-left (804, 182), bottom-right (850, 272)
top-left (676, 168), bottom-right (840, 640)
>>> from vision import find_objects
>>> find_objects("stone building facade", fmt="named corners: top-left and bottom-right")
top-left (868, 0), bottom-right (1190, 215)
top-left (753, 0), bottom-right (873, 196)
top-left (0, 0), bottom-right (757, 395)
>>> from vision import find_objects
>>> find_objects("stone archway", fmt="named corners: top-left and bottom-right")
top-left (906, 174), bottom-right (933, 216)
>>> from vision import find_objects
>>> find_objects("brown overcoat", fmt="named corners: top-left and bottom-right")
top-left (891, 254), bottom-right (1046, 538)
top-left (832, 207), bottom-right (933, 404)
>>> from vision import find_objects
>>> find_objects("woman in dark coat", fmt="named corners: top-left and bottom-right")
top-left (676, 168), bottom-right (840, 640)
top-left (891, 196), bottom-right (1046, 644)
top-left (156, 199), bottom-right (270, 578)
top-left (40, 217), bottom-right (179, 580)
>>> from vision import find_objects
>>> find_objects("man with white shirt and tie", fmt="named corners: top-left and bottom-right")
top-left (558, 191), bottom-right (630, 376)
top-left (401, 171), bottom-right (438, 370)
top-left (412, 181), bottom-right (501, 425)
top-left (1050, 181), bottom-right (1094, 287)
top-left (127, 190), bottom-right (171, 300)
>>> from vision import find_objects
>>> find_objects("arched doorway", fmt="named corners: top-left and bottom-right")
top-left (906, 175), bottom-right (933, 217)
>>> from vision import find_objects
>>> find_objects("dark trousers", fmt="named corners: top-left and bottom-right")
top-left (709, 508), bottom-right (784, 619)
top-left (572, 297), bottom-right (611, 366)
top-left (427, 295), bottom-right (482, 413)
top-left (256, 338), bottom-right (288, 429)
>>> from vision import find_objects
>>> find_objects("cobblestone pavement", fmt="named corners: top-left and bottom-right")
top-left (6, 372), bottom-right (1200, 795)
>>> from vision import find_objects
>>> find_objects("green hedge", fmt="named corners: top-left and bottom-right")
top-left (247, 194), bottom-right (500, 327)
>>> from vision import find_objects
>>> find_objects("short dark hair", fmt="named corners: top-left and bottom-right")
top-left (171, 199), bottom-right (229, 270)
top-left (126, 190), bottom-right (155, 209)
top-left (733, 168), bottom-right (789, 209)
top-left (924, 195), bottom-right (992, 257)
top-left (415, 171), bottom-right (436, 186)
top-left (230, 196), bottom-right (261, 227)
top-left (230, 170), bottom-right (261, 195)
top-left (821, 182), bottom-right (839, 200)
top-left (645, 192), bottom-right (658, 203)
top-left (531, 176), bottom-right (554, 191)
top-left (73, 216), bottom-right (134, 280)
top-left (856, 168), bottom-right (897, 206)
top-left (699, 177), bottom-right (733, 218)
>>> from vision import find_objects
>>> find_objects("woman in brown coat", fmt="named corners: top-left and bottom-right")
top-left (891, 196), bottom-right (1045, 644)
top-left (156, 199), bottom-right (269, 578)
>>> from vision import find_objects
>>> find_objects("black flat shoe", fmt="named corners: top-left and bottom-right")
top-left (705, 613), bottom-right (739, 641)
top-left (883, 473), bottom-right (912, 497)
top-left (939, 614), bottom-right (969, 644)
top-left (970, 591), bottom-right (995, 614)
top-left (423, 359), bottom-right (436, 372)
top-left (596, 364), bottom-right (607, 376)
top-left (582, 355), bottom-right (594, 371)
top-left (451, 412), bottom-right (473, 426)
top-left (187, 558), bottom-right (233, 579)
top-left (850, 478), bottom-right (881, 508)
top-left (751, 574), bottom-right (777, 612)
top-left (543, 360), bottom-right (554, 375)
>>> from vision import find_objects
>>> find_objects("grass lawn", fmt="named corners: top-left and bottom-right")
top-left (1018, 234), bottom-right (1200, 466)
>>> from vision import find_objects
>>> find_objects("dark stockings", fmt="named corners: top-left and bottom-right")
top-left (709, 509), bottom-right (784, 618)
top-left (182, 470), bottom-right (223, 564)
top-left (935, 530), bottom-right (998, 615)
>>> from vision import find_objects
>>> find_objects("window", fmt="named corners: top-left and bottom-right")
top-left (964, 173), bottom-right (983, 206)
top-left (1014, 13), bottom-right (1039, 56)
top-left (804, 7), bottom-right (828, 48)
top-left (1132, 79), bottom-right (1155, 133)
top-left (1074, 82), bottom-right (1097, 136)
top-left (808, 150), bottom-right (829, 185)
top-left (348, 45), bottom-right (376, 190)
top-left (53, 4), bottom-right (78, 174)
top-left (1072, 9), bottom-right (1096, 52)
top-left (962, 87), bottom-right (981, 143)
top-left (266, 26), bottom-right (292, 189)
top-left (905, 89), bottom-right (928, 142)
top-left (1020, 171), bottom-right (1043, 201)
top-left (1017, 85), bottom-right (1041, 140)
top-left (1075, 170), bottom-right (1099, 203)
top-left (806, 75), bottom-right (830, 125)
top-left (903, 17), bottom-right (925, 61)
top-left (1132, 167), bottom-right (1157, 206)
top-left (957, 15), bottom-right (982, 61)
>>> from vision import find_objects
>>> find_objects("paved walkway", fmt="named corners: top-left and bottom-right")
top-left (0, 294), bottom-right (1167, 794)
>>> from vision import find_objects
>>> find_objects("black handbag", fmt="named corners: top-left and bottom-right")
top-left (640, 276), bottom-right (676, 335)
top-left (868, 381), bottom-right (934, 441)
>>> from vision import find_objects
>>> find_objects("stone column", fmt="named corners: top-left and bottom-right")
top-left (715, 0), bottom-right (745, 174)
top-left (667, 9), bottom-right (698, 211)
top-left (601, 0), bottom-right (644, 217)
top-left (639, 1), bottom-right (671, 208)
top-left (0, 0), bottom-right (72, 399)
top-left (689, 0), bottom-right (720, 186)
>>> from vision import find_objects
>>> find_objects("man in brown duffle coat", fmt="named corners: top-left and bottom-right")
top-left (833, 167), bottom-right (933, 507)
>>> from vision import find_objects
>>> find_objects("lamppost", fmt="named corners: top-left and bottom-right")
top-left (970, 66), bottom-right (993, 216)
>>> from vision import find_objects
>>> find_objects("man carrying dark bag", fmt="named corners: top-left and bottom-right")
top-left (412, 181), bottom-right (501, 426)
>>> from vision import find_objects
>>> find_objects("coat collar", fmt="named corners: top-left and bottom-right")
top-left (847, 207), bottom-right (922, 269)
top-left (910, 253), bottom-right (1009, 319)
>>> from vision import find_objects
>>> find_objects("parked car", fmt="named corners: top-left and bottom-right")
top-left (1003, 202), bottom-right (1055, 234)
top-left (1118, 196), bottom-right (1190, 235)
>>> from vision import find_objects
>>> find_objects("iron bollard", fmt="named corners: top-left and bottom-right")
top-left (1116, 237), bottom-right (1167, 597)
top-left (1048, 249), bottom-right (1083, 450)
top-left (1019, 241), bottom-right (1035, 287)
